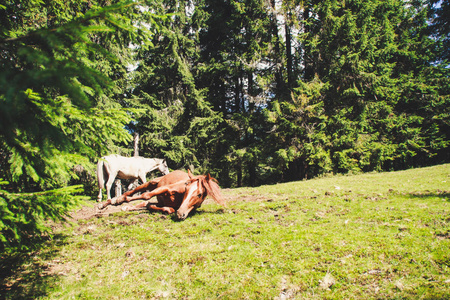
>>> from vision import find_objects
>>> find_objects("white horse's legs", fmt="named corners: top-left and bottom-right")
top-left (105, 174), bottom-right (117, 200)
top-left (97, 189), bottom-right (102, 202)
top-left (138, 173), bottom-right (146, 186)
top-left (115, 179), bottom-right (122, 197)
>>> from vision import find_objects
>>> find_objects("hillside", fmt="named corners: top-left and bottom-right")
top-left (2, 164), bottom-right (449, 299)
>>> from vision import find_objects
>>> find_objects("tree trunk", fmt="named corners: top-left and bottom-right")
top-left (285, 12), bottom-right (293, 89)
top-left (133, 132), bottom-right (139, 157)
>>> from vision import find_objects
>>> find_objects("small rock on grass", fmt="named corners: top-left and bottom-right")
top-left (319, 273), bottom-right (335, 290)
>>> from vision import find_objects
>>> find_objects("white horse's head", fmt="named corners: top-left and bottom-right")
top-left (158, 159), bottom-right (170, 175)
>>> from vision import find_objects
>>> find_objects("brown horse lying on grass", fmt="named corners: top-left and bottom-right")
top-left (97, 170), bottom-right (226, 220)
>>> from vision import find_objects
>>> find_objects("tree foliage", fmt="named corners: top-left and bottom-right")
top-left (0, 0), bottom-right (160, 250)
top-left (1, 0), bottom-right (449, 249)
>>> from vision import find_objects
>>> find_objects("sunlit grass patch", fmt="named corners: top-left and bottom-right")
top-left (1, 164), bottom-right (449, 299)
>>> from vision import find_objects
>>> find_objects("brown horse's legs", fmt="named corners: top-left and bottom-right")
top-left (98, 195), bottom-right (127, 209)
top-left (119, 186), bottom-right (170, 208)
top-left (148, 205), bottom-right (175, 214)
top-left (98, 199), bottom-right (112, 210)
top-left (122, 186), bottom-right (176, 214)
top-left (122, 200), bottom-right (149, 211)
top-left (98, 177), bottom-right (163, 210)
top-left (121, 177), bottom-right (161, 198)
top-left (128, 186), bottom-right (170, 201)
top-left (122, 193), bottom-right (150, 202)
top-left (123, 202), bottom-right (175, 214)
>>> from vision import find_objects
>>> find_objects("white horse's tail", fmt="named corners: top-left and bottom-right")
top-left (97, 159), bottom-right (105, 189)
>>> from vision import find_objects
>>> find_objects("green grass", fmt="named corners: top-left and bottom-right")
top-left (1, 164), bottom-right (449, 299)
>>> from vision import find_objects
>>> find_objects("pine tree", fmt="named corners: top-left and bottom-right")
top-left (0, 0), bottom-right (160, 251)
top-left (297, 0), bottom-right (449, 173)
top-left (130, 0), bottom-right (223, 175)
top-left (196, 0), bottom-right (276, 186)
top-left (428, 0), bottom-right (450, 63)
top-left (260, 0), bottom-right (449, 180)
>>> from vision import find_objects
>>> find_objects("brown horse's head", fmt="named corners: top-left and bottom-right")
top-left (176, 170), bottom-right (226, 220)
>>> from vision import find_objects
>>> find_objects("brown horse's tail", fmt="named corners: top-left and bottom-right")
top-left (97, 159), bottom-right (105, 189)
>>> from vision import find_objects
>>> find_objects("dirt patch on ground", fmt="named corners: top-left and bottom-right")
top-left (69, 190), bottom-right (267, 221)
top-left (70, 204), bottom-right (118, 220)
top-left (69, 201), bottom-right (150, 220)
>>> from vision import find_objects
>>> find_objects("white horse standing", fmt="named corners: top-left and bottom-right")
top-left (97, 154), bottom-right (169, 201)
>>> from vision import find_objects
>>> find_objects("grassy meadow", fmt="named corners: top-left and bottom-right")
top-left (1, 164), bottom-right (449, 299)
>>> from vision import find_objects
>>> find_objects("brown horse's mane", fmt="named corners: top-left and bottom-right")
top-left (192, 175), bottom-right (226, 207)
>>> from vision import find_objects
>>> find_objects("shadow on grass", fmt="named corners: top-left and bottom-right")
top-left (104, 206), bottom-right (227, 223)
top-left (0, 234), bottom-right (68, 300)
top-left (170, 207), bottom-right (228, 221)
top-left (406, 190), bottom-right (450, 201)
top-left (127, 207), bottom-right (226, 222)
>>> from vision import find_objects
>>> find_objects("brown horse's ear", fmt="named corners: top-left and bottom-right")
top-left (188, 169), bottom-right (194, 179)
top-left (206, 173), bottom-right (211, 181)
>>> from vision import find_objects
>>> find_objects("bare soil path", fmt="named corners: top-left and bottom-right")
top-left (68, 192), bottom-right (247, 220)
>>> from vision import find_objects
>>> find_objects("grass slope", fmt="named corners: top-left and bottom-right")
top-left (1, 164), bottom-right (449, 299)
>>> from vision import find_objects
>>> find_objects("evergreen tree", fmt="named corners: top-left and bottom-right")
top-left (131, 0), bottom-right (223, 175)
top-left (0, 0), bottom-right (160, 250)
top-left (1, 1), bottom-right (448, 249)
top-left (297, 0), bottom-right (449, 173)
top-left (197, 0), bottom-right (275, 186)
top-left (264, 78), bottom-right (331, 181)
top-left (428, 0), bottom-right (450, 63)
